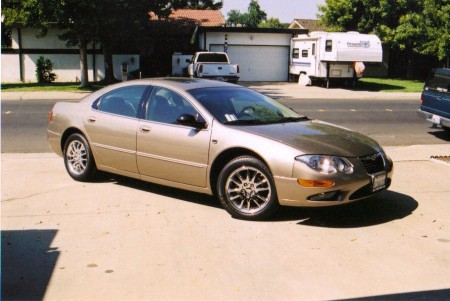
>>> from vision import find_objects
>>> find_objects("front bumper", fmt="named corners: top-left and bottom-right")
top-left (275, 155), bottom-right (394, 207)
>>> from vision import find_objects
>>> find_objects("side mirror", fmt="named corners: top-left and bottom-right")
top-left (177, 114), bottom-right (206, 129)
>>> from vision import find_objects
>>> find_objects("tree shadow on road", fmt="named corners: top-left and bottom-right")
top-left (272, 190), bottom-right (418, 228)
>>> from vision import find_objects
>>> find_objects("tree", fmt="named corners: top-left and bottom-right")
top-left (245, 0), bottom-right (267, 28)
top-left (227, 9), bottom-right (245, 27)
top-left (225, 0), bottom-right (267, 28)
top-left (259, 18), bottom-right (285, 29)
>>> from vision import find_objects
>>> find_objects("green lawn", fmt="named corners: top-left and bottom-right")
top-left (1, 82), bottom-right (106, 92)
top-left (356, 78), bottom-right (424, 92)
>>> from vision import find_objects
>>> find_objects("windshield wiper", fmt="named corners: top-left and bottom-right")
top-left (223, 119), bottom-right (265, 125)
top-left (274, 116), bottom-right (310, 123)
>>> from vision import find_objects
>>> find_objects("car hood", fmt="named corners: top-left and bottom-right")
top-left (237, 120), bottom-right (382, 157)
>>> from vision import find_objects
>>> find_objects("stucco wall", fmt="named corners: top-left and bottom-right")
top-left (1, 27), bottom-right (133, 83)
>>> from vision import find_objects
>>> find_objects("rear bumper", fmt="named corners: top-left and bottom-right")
top-left (417, 109), bottom-right (450, 128)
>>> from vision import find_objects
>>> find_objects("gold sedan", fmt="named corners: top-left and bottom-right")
top-left (48, 78), bottom-right (393, 220)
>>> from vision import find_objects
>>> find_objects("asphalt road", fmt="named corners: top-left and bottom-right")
top-left (2, 97), bottom-right (449, 153)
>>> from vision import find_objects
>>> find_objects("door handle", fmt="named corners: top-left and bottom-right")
top-left (139, 125), bottom-right (151, 133)
top-left (87, 116), bottom-right (96, 123)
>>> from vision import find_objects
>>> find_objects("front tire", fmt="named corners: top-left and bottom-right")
top-left (217, 156), bottom-right (279, 220)
top-left (63, 133), bottom-right (97, 181)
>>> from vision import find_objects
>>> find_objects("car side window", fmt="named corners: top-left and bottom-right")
top-left (146, 87), bottom-right (198, 124)
top-left (94, 86), bottom-right (147, 118)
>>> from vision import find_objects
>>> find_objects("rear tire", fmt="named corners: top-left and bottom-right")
top-left (63, 133), bottom-right (97, 181)
top-left (217, 156), bottom-right (279, 221)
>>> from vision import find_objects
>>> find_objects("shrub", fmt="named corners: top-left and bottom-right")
top-left (36, 56), bottom-right (57, 83)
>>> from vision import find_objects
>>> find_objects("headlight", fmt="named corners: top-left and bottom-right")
top-left (296, 155), bottom-right (354, 174)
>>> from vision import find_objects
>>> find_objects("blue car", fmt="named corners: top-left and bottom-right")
top-left (418, 68), bottom-right (450, 132)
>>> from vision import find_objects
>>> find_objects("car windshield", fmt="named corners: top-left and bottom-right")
top-left (188, 87), bottom-right (307, 125)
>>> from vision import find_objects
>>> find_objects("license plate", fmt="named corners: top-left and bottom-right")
top-left (372, 172), bottom-right (387, 192)
top-left (431, 114), bottom-right (441, 124)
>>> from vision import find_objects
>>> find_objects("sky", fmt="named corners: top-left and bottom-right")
top-left (220, 0), bottom-right (326, 23)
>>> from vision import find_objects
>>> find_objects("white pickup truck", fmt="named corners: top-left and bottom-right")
top-left (188, 52), bottom-right (239, 83)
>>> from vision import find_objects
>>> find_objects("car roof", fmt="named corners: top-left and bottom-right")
top-left (431, 68), bottom-right (450, 76)
top-left (121, 77), bottom-right (237, 91)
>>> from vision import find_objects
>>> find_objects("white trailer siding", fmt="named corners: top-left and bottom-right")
top-left (290, 31), bottom-right (383, 82)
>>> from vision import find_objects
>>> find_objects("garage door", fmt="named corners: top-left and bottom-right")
top-left (210, 45), bottom-right (289, 81)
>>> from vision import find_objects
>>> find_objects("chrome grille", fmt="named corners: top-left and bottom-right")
top-left (359, 153), bottom-right (386, 174)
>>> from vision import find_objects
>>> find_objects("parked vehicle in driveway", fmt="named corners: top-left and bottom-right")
top-left (187, 52), bottom-right (239, 83)
top-left (417, 68), bottom-right (450, 132)
top-left (289, 31), bottom-right (383, 88)
top-left (48, 78), bottom-right (393, 220)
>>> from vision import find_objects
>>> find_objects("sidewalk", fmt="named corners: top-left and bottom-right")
top-left (2, 144), bottom-right (450, 300)
top-left (1, 82), bottom-right (421, 101)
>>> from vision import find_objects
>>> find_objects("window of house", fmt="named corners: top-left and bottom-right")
top-left (302, 50), bottom-right (308, 57)
top-left (325, 40), bottom-right (333, 52)
top-left (292, 48), bottom-right (300, 59)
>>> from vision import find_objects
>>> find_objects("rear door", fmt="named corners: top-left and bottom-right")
top-left (84, 85), bottom-right (148, 173)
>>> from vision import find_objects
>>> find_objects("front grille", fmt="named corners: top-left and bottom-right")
top-left (359, 153), bottom-right (387, 174)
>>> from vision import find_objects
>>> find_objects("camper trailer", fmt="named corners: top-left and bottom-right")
top-left (289, 31), bottom-right (383, 87)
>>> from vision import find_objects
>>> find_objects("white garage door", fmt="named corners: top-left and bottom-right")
top-left (210, 45), bottom-right (289, 81)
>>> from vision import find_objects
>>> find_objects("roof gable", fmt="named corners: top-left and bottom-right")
top-left (150, 9), bottom-right (225, 27)
top-left (289, 19), bottom-right (327, 32)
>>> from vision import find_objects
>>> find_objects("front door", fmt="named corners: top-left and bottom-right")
top-left (136, 86), bottom-right (211, 187)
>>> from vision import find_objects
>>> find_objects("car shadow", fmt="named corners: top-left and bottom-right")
top-left (105, 175), bottom-right (417, 227)
top-left (271, 190), bottom-right (418, 228)
top-left (2, 229), bottom-right (59, 301)
top-left (428, 129), bottom-right (450, 142)
top-left (109, 175), bottom-right (222, 210)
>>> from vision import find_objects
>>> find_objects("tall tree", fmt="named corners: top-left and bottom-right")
top-left (225, 0), bottom-right (267, 28)
top-left (227, 9), bottom-right (245, 27)
top-left (245, 0), bottom-right (267, 28)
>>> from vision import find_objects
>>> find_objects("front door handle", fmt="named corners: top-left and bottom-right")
top-left (87, 116), bottom-right (96, 123)
top-left (139, 125), bottom-right (151, 133)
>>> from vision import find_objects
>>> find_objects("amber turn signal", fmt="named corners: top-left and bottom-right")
top-left (297, 179), bottom-right (335, 188)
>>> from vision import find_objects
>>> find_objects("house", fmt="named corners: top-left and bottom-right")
top-left (196, 27), bottom-right (307, 81)
top-left (1, 9), bottom-right (225, 83)
top-left (288, 19), bottom-right (327, 32)
top-left (145, 9), bottom-right (225, 76)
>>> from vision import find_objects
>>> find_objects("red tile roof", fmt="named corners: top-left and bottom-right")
top-left (149, 9), bottom-right (225, 27)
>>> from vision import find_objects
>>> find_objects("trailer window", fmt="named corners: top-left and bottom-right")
top-left (302, 50), bottom-right (308, 57)
top-left (325, 40), bottom-right (332, 52)
top-left (312, 43), bottom-right (316, 56)
top-left (292, 48), bottom-right (299, 59)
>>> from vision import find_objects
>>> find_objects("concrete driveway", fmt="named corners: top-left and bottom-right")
top-left (2, 144), bottom-right (450, 300)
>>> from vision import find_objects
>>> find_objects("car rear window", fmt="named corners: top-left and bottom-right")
top-left (425, 71), bottom-right (450, 93)
top-left (196, 53), bottom-right (229, 63)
